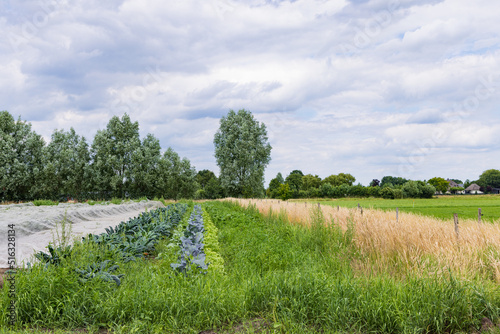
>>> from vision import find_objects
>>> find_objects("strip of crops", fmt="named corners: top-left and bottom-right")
top-left (30, 203), bottom-right (188, 287)
top-left (171, 204), bottom-right (208, 273)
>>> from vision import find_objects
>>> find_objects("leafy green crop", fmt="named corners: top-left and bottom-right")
top-left (75, 260), bottom-right (124, 286)
top-left (171, 205), bottom-right (208, 274)
top-left (83, 203), bottom-right (188, 261)
top-left (35, 244), bottom-right (72, 267)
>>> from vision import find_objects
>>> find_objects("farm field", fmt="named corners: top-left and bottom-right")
top-left (293, 195), bottom-right (500, 222)
top-left (2, 199), bottom-right (500, 333)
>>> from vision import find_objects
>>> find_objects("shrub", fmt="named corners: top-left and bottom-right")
top-left (381, 187), bottom-right (395, 199)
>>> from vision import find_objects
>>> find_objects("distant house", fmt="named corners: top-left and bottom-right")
top-left (492, 188), bottom-right (500, 194)
top-left (446, 179), bottom-right (465, 194)
top-left (465, 183), bottom-right (483, 194)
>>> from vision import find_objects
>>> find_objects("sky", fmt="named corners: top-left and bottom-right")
top-left (1, 0), bottom-right (499, 186)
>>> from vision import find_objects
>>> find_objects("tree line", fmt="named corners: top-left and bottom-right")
top-left (2, 108), bottom-right (497, 202)
top-left (0, 111), bottom-right (198, 201)
top-left (0, 109), bottom-right (271, 202)
top-left (266, 170), bottom-right (500, 201)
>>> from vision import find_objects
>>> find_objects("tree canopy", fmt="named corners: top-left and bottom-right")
top-left (427, 177), bottom-right (449, 193)
top-left (214, 109), bottom-right (272, 198)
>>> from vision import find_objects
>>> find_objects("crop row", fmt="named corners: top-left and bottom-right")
top-left (84, 203), bottom-right (188, 261)
top-left (35, 203), bottom-right (188, 285)
top-left (171, 205), bottom-right (208, 273)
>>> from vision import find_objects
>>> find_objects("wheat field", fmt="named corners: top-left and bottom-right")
top-left (227, 198), bottom-right (500, 282)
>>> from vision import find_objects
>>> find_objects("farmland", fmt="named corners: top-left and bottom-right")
top-left (1, 199), bottom-right (500, 333)
top-left (293, 195), bottom-right (500, 222)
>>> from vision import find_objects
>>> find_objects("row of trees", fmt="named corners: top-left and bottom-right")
top-left (0, 111), bottom-right (198, 201)
top-left (266, 171), bottom-right (437, 200)
top-left (267, 169), bottom-right (500, 201)
top-left (1, 109), bottom-right (272, 201)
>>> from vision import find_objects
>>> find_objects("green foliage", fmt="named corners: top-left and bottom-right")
top-left (88, 113), bottom-right (141, 198)
top-left (214, 109), bottom-right (272, 197)
top-left (75, 260), bottom-right (124, 286)
top-left (289, 169), bottom-right (304, 176)
top-left (285, 172), bottom-right (303, 192)
top-left (428, 177), bottom-right (450, 193)
top-left (402, 180), bottom-right (422, 198)
top-left (477, 169), bottom-right (500, 188)
top-left (201, 208), bottom-right (225, 273)
top-left (302, 174), bottom-right (322, 190)
top-left (0, 111), bottom-right (45, 201)
top-left (196, 169), bottom-right (217, 189)
top-left (195, 170), bottom-right (222, 199)
top-left (33, 199), bottom-right (59, 206)
top-left (110, 197), bottom-right (123, 205)
top-left (157, 147), bottom-right (198, 199)
top-left (38, 128), bottom-right (90, 200)
top-left (450, 187), bottom-right (465, 194)
top-left (35, 244), bottom-right (72, 267)
top-left (381, 176), bottom-right (408, 188)
top-left (267, 172), bottom-right (284, 198)
top-left (278, 183), bottom-right (292, 201)
top-left (322, 173), bottom-right (356, 187)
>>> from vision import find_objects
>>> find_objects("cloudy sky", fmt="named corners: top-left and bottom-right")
top-left (1, 0), bottom-right (499, 186)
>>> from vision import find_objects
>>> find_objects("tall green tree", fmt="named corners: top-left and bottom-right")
top-left (267, 172), bottom-right (284, 198)
top-left (285, 172), bottom-right (303, 192)
top-left (196, 170), bottom-right (217, 189)
top-left (427, 177), bottom-right (449, 193)
top-left (158, 148), bottom-right (198, 199)
top-left (39, 128), bottom-right (90, 200)
top-left (88, 114), bottom-right (141, 198)
top-left (322, 173), bottom-right (356, 187)
top-left (302, 174), bottom-right (322, 190)
top-left (477, 169), bottom-right (500, 189)
top-left (129, 133), bottom-right (162, 197)
top-left (380, 176), bottom-right (408, 188)
top-left (0, 111), bottom-right (45, 201)
top-left (214, 109), bottom-right (272, 197)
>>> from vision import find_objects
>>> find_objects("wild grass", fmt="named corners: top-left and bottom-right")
top-left (32, 199), bottom-right (58, 206)
top-left (230, 198), bottom-right (500, 282)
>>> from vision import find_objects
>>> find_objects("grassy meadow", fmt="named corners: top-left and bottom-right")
top-left (291, 195), bottom-right (500, 222)
top-left (2, 199), bottom-right (500, 333)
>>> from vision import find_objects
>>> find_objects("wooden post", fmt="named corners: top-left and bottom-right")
top-left (358, 203), bottom-right (360, 209)
top-left (478, 208), bottom-right (482, 223)
top-left (454, 213), bottom-right (459, 240)
top-left (337, 205), bottom-right (339, 211)
top-left (318, 203), bottom-right (320, 209)
top-left (396, 207), bottom-right (399, 222)
top-left (360, 207), bottom-right (363, 215)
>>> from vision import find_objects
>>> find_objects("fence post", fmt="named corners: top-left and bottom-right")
top-left (337, 205), bottom-right (339, 211)
top-left (478, 208), bottom-right (482, 224)
top-left (318, 203), bottom-right (320, 209)
top-left (360, 207), bottom-right (363, 215)
top-left (454, 213), bottom-right (459, 240)
top-left (396, 207), bottom-right (399, 222)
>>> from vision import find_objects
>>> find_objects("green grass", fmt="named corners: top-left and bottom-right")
top-left (297, 195), bottom-right (500, 222)
top-left (2, 201), bottom-right (500, 333)
top-left (32, 199), bottom-right (59, 206)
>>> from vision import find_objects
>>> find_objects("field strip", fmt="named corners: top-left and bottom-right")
top-left (228, 198), bottom-right (500, 280)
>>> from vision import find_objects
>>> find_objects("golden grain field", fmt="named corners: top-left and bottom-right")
top-left (227, 198), bottom-right (500, 282)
